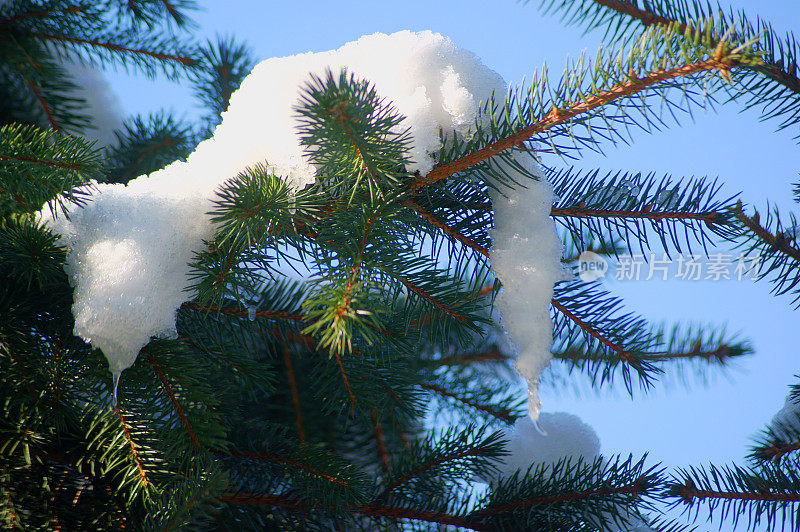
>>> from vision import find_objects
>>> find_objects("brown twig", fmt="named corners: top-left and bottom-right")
top-left (405, 201), bottom-right (489, 257)
top-left (146, 354), bottom-right (201, 447)
top-left (551, 297), bottom-right (633, 364)
top-left (217, 449), bottom-right (350, 489)
top-left (116, 410), bottom-right (149, 486)
top-left (472, 477), bottom-right (645, 516)
top-left (411, 57), bottom-right (737, 192)
top-left (420, 383), bottom-right (514, 424)
top-left (589, 0), bottom-right (800, 98)
top-left (282, 347), bottom-right (305, 443)
top-left (219, 493), bottom-right (485, 530)
top-left (25, 80), bottom-right (60, 131)
top-left (730, 200), bottom-right (800, 264)
top-left (371, 410), bottom-right (389, 474)
top-left (674, 479), bottom-right (800, 504)
top-left (32, 33), bottom-right (195, 66)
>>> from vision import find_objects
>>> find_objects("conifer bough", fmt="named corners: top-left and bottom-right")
top-left (1, 0), bottom-right (799, 530)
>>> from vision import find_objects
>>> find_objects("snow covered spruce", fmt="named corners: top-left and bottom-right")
top-left (40, 31), bottom-right (563, 417)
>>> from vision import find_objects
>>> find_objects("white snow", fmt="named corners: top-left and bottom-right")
top-left (491, 414), bottom-right (654, 532)
top-left (61, 56), bottom-right (125, 147)
top-left (770, 392), bottom-right (800, 439)
top-left (489, 157), bottom-right (565, 421)
top-left (493, 412), bottom-right (601, 479)
top-left (41, 31), bottom-right (561, 387)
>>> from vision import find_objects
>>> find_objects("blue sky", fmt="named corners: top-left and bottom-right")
top-left (104, 1), bottom-right (800, 528)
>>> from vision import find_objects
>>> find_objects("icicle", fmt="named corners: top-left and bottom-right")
top-left (248, 304), bottom-right (256, 321)
top-left (112, 370), bottom-right (121, 406)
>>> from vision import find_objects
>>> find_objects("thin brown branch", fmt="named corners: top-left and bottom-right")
top-left (674, 480), bottom-right (800, 504)
top-left (411, 57), bottom-right (737, 191)
top-left (405, 201), bottom-right (489, 257)
top-left (551, 204), bottom-right (723, 225)
top-left (219, 493), bottom-right (485, 530)
top-left (420, 382), bottom-right (514, 424)
top-left (375, 445), bottom-right (495, 502)
top-left (551, 297), bottom-right (633, 364)
top-left (180, 335), bottom-right (244, 374)
top-left (0, 154), bottom-right (85, 171)
top-left (32, 33), bottom-right (195, 66)
top-left (432, 346), bottom-right (509, 367)
top-left (393, 274), bottom-right (467, 323)
top-left (334, 350), bottom-right (357, 410)
top-left (553, 342), bottom-right (739, 364)
top-left (25, 80), bottom-right (60, 131)
top-left (590, 0), bottom-right (800, 98)
top-left (282, 346), bottom-right (305, 443)
top-left (0, 6), bottom-right (82, 29)
top-left (755, 440), bottom-right (800, 463)
top-left (181, 302), bottom-right (304, 322)
top-left (731, 200), bottom-right (800, 264)
top-left (146, 354), bottom-right (201, 447)
top-left (473, 477), bottom-right (645, 516)
top-left (371, 410), bottom-right (389, 474)
top-left (216, 449), bottom-right (349, 489)
top-left (116, 410), bottom-right (149, 486)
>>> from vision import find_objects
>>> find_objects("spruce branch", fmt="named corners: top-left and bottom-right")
top-left (0, 123), bottom-right (100, 219)
top-left (730, 200), bottom-right (800, 307)
top-left (191, 34), bottom-right (255, 133)
top-left (667, 462), bottom-right (800, 531)
top-left (281, 346), bottom-right (306, 442)
top-left (550, 322), bottom-right (751, 393)
top-left (412, 22), bottom-right (760, 192)
top-left (476, 454), bottom-right (663, 531)
top-left (103, 113), bottom-right (196, 185)
top-left (550, 167), bottom-right (738, 256)
top-left (419, 382), bottom-right (517, 424)
top-left (551, 281), bottom-right (663, 394)
top-left (535, 0), bottom-right (800, 137)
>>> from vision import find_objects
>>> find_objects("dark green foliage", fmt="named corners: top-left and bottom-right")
top-left (0, 124), bottom-right (100, 219)
top-left (550, 167), bottom-right (738, 256)
top-left (533, 0), bottom-right (800, 140)
top-left (731, 202), bottom-right (800, 307)
top-left (2, 0), bottom-right (798, 530)
top-left (296, 69), bottom-right (413, 205)
top-left (667, 461), bottom-right (800, 531)
top-left (103, 113), bottom-right (196, 184)
top-left (192, 35), bottom-right (256, 133)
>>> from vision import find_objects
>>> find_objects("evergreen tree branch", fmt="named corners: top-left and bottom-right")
top-left (31, 32), bottom-right (196, 66)
top-left (216, 449), bottom-right (351, 490)
top-left (668, 462), bottom-right (800, 531)
top-left (412, 51), bottom-right (746, 192)
top-left (281, 346), bottom-right (305, 443)
top-left (536, 0), bottom-right (800, 136)
top-left (145, 353), bottom-right (201, 448)
top-left (115, 410), bottom-right (151, 489)
top-left (731, 200), bottom-right (800, 263)
top-left (370, 410), bottom-right (389, 474)
top-left (730, 200), bottom-right (800, 306)
top-left (551, 281), bottom-right (664, 393)
top-left (430, 345), bottom-right (510, 367)
top-left (419, 382), bottom-right (515, 424)
top-left (405, 200), bottom-right (490, 258)
top-left (219, 492), bottom-right (485, 530)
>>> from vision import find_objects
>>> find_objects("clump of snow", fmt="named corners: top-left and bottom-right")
top-left (491, 414), bottom-right (653, 532)
top-left (61, 57), bottom-right (125, 147)
top-left (493, 412), bottom-right (601, 479)
top-left (40, 31), bottom-right (522, 382)
top-left (770, 392), bottom-right (800, 439)
top-left (489, 156), bottom-right (565, 421)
